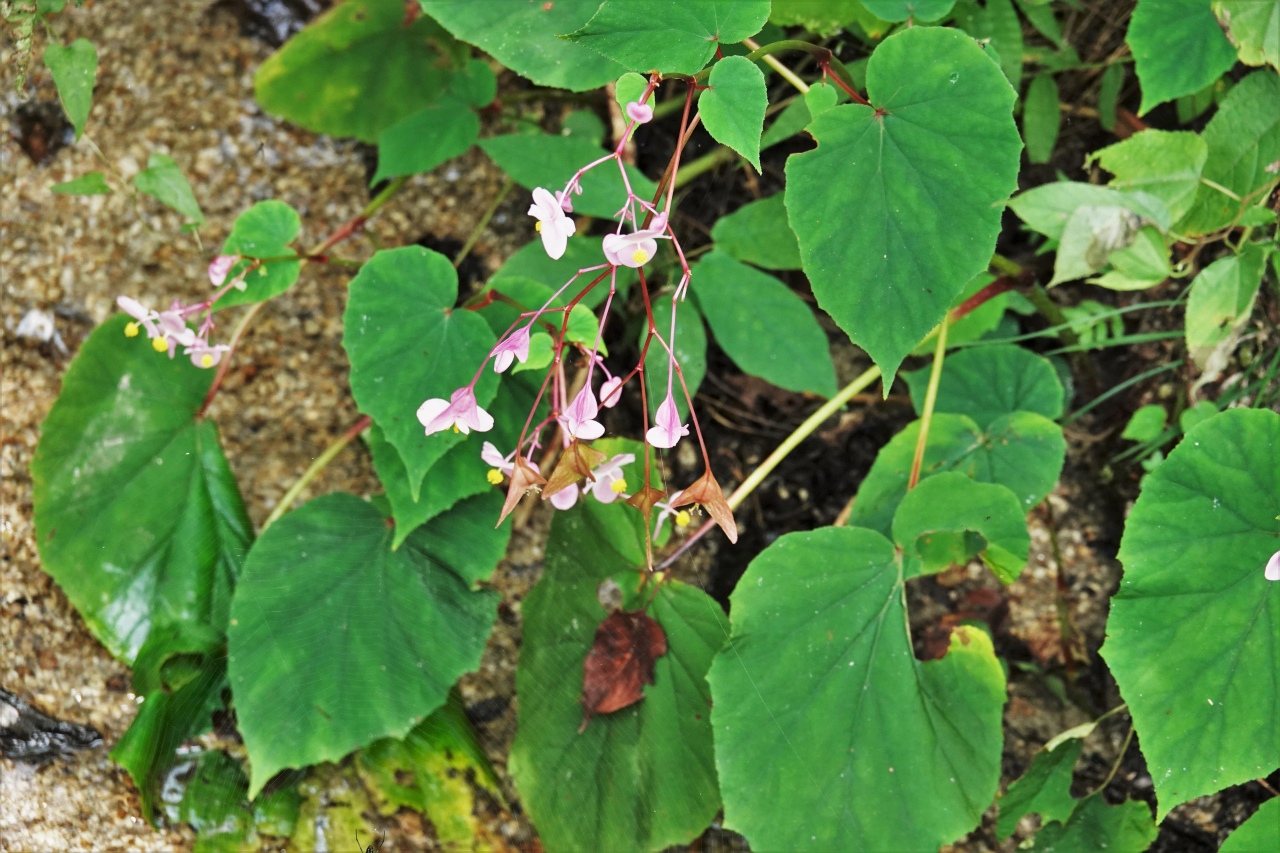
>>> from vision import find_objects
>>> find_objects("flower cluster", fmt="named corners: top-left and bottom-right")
top-left (115, 255), bottom-right (245, 369)
top-left (415, 89), bottom-right (736, 543)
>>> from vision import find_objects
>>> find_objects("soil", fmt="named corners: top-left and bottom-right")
top-left (2, 1), bottom-right (1276, 852)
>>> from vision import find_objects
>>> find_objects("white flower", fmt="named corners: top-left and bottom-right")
top-left (528, 187), bottom-right (576, 260)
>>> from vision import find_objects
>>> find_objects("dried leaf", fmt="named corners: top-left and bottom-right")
top-left (543, 440), bottom-right (606, 501)
top-left (671, 470), bottom-right (738, 543)
top-left (497, 455), bottom-right (546, 526)
top-left (579, 609), bottom-right (668, 732)
top-left (626, 482), bottom-right (666, 516)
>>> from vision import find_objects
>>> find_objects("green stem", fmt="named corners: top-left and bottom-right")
top-left (674, 145), bottom-right (737, 188)
top-left (907, 315), bottom-right (948, 490)
top-left (261, 415), bottom-right (372, 532)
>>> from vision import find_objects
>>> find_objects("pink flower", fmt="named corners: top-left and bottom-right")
top-left (491, 327), bottom-right (532, 373)
top-left (208, 255), bottom-right (237, 287)
top-left (626, 101), bottom-right (653, 124)
top-left (118, 296), bottom-right (159, 338)
top-left (646, 393), bottom-right (689, 449)
top-left (528, 187), bottom-right (576, 260)
top-left (481, 441), bottom-right (513, 475)
top-left (562, 386), bottom-right (605, 440)
top-left (1266, 550), bottom-right (1280, 582)
top-left (587, 453), bottom-right (634, 503)
top-left (555, 189), bottom-right (574, 214)
top-left (186, 339), bottom-right (230, 369)
top-left (549, 483), bottom-right (579, 510)
top-left (599, 375), bottom-right (624, 408)
top-left (652, 491), bottom-right (691, 540)
top-left (417, 387), bottom-right (494, 436)
top-left (602, 214), bottom-right (667, 268)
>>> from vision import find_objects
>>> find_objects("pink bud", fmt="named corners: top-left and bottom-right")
top-left (626, 101), bottom-right (653, 124)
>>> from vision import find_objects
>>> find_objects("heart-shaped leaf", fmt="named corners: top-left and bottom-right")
top-left (903, 344), bottom-right (1065, 428)
top-left (708, 526), bottom-right (1005, 850)
top-left (227, 492), bottom-right (508, 797)
top-left (691, 251), bottom-right (836, 397)
top-left (1101, 408), bottom-right (1280, 818)
top-left (699, 55), bottom-right (767, 171)
top-left (50, 171), bottom-right (111, 195)
top-left (785, 26), bottom-right (1021, 382)
top-left (216, 200), bottom-right (302, 309)
top-left (343, 246), bottom-right (497, 500)
top-left (848, 411), bottom-right (1066, 537)
top-left (43, 38), bottom-right (96, 139)
top-left (509, 502), bottom-right (725, 853)
top-left (133, 153), bottom-right (205, 229)
top-left (32, 315), bottom-right (252, 662)
top-left (1127, 0), bottom-right (1237, 115)
top-left (419, 0), bottom-right (624, 91)
top-left (565, 0), bottom-right (770, 76)
top-left (1088, 130), bottom-right (1209, 223)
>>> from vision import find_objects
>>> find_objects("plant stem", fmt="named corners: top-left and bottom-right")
top-left (261, 415), bottom-right (372, 532)
top-left (1094, 722), bottom-right (1135, 796)
top-left (197, 301), bottom-right (265, 418)
top-left (455, 178), bottom-right (514, 269)
top-left (742, 37), bottom-right (809, 93)
top-left (907, 315), bottom-right (949, 490)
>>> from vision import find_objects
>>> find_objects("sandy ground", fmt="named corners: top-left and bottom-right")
top-left (1, 1), bottom-right (533, 848)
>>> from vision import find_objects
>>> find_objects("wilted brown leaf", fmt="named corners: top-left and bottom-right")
top-left (543, 440), bottom-right (606, 502)
top-left (579, 609), bottom-right (668, 732)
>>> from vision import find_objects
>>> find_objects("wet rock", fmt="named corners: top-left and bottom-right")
top-left (0, 687), bottom-right (103, 762)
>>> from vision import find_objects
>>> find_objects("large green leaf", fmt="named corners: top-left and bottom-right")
top-left (708, 193), bottom-right (802, 271)
top-left (699, 55), bottom-right (767, 172)
top-left (1128, 0), bottom-right (1238, 115)
top-left (769, 0), bottom-right (880, 35)
top-left (32, 315), bottom-right (252, 662)
top-left (785, 26), bottom-right (1021, 382)
top-left (227, 492), bottom-right (508, 798)
top-left (1089, 130), bottom-right (1209, 223)
top-left (255, 0), bottom-right (458, 142)
top-left (215, 200), bottom-right (302, 309)
top-left (903, 344), bottom-right (1065, 429)
top-left (343, 246), bottom-right (497, 501)
top-left (1222, 797), bottom-right (1280, 853)
top-left (1028, 796), bottom-right (1158, 852)
top-left (1101, 408), bottom-right (1280, 819)
top-left (848, 411), bottom-right (1066, 537)
top-left (479, 134), bottom-right (657, 220)
top-left (708, 526), bottom-right (1006, 850)
top-left (1185, 243), bottom-right (1268, 370)
top-left (564, 0), bottom-right (770, 76)
top-left (1214, 0), bottom-right (1280, 69)
top-left (509, 502), bottom-right (725, 853)
top-left (43, 38), bottom-right (96, 139)
top-left (691, 251), bottom-right (835, 397)
top-left (952, 0), bottom-right (1023, 85)
top-left (418, 0), bottom-right (623, 91)
top-left (1008, 182), bottom-right (1171, 240)
top-left (1178, 71), bottom-right (1280, 235)
top-left (863, 0), bottom-right (957, 22)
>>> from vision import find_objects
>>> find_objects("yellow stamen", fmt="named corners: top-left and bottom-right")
top-left (200, 354), bottom-right (214, 368)
top-left (486, 469), bottom-right (504, 485)
top-left (152, 336), bottom-right (169, 352)
top-left (611, 477), bottom-right (627, 494)
top-left (632, 249), bottom-right (649, 265)
top-left (653, 571), bottom-right (666, 583)
top-left (675, 510), bottom-right (691, 527)
top-left (535, 221), bottom-right (543, 233)
top-left (452, 424), bottom-right (460, 434)
top-left (124, 322), bottom-right (140, 338)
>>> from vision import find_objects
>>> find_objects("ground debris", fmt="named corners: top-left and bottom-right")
top-left (0, 687), bottom-right (103, 762)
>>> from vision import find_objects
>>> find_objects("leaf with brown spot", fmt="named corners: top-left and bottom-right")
top-left (543, 440), bottom-right (606, 502)
top-left (579, 609), bottom-right (668, 732)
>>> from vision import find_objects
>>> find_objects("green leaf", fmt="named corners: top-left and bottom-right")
top-left (1050, 204), bottom-right (1147, 285)
top-left (419, 0), bottom-right (624, 91)
top-left (1008, 182), bottom-right (1172, 240)
top-left (904, 344), bottom-right (1065, 428)
top-left (565, 0), bottom-right (770, 76)
top-left (31, 315), bottom-right (251, 662)
top-left (1221, 797), bottom-right (1280, 853)
top-left (699, 55), bottom-right (767, 172)
top-left (1214, 0), bottom-right (1280, 69)
top-left (1022, 72), bottom-right (1060, 164)
top-left (342, 246), bottom-right (497, 501)
top-left (862, 0), bottom-right (957, 22)
top-left (1091, 225), bottom-right (1173, 291)
top-left (451, 58), bottom-right (497, 107)
top-left (50, 171), bottom-right (111, 195)
top-left (642, 293), bottom-right (707, 420)
top-left (1179, 399), bottom-right (1219, 434)
top-left (43, 38), bottom-right (96, 139)
top-left (372, 96), bottom-right (479, 184)
top-left (1100, 408), bottom-right (1280, 819)
top-left (1178, 71), bottom-right (1280, 236)
top-left (509, 503), bottom-right (725, 853)
top-left (1090, 130), bottom-right (1209, 224)
top-left (1029, 796), bottom-right (1158, 852)
top-left (708, 527), bottom-right (1005, 850)
top-left (166, 751), bottom-right (253, 850)
top-left (1128, 0), bottom-right (1237, 115)
top-left (358, 691), bottom-right (502, 847)
top-left (133, 153), bottom-right (205, 228)
top-left (492, 236), bottom-right (636, 310)
top-left (785, 26), bottom-right (1021, 383)
top-left (1185, 245), bottom-right (1268, 371)
top-left (1122, 404), bottom-right (1168, 442)
top-left (996, 738), bottom-right (1083, 840)
top-left (709, 193), bottom-right (802, 270)
top-left (691, 251), bottom-right (836, 397)
top-left (228, 492), bottom-right (508, 798)
top-left (215, 200), bottom-right (302, 309)
top-left (891, 471), bottom-right (1030, 581)
top-left (479, 134), bottom-right (657, 220)
top-left (254, 0), bottom-right (459, 142)
top-left (769, 0), bottom-right (879, 35)
top-left (953, 0), bottom-right (1023, 85)
top-left (614, 72), bottom-right (649, 114)
top-left (1098, 63), bottom-right (1123, 132)
top-left (112, 622), bottom-right (227, 822)
top-left (848, 411), bottom-right (1066, 537)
